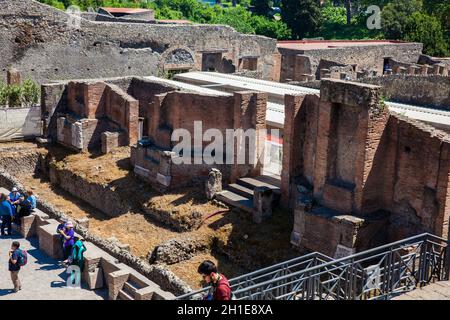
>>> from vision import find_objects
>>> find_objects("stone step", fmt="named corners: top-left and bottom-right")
top-left (118, 289), bottom-right (134, 301)
top-left (216, 190), bottom-right (253, 213)
top-left (123, 281), bottom-right (140, 296)
top-left (227, 183), bottom-right (254, 199)
top-left (237, 177), bottom-right (281, 194)
top-left (253, 175), bottom-right (281, 188)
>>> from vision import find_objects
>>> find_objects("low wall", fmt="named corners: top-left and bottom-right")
top-left (359, 75), bottom-right (450, 109)
top-left (0, 106), bottom-right (43, 141)
top-left (0, 168), bottom-right (192, 296)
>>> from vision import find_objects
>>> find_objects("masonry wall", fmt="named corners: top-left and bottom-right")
top-left (132, 90), bottom-right (267, 191)
top-left (0, 0), bottom-right (279, 84)
top-left (359, 75), bottom-right (450, 109)
top-left (285, 80), bottom-right (450, 257)
top-left (382, 115), bottom-right (450, 240)
top-left (279, 42), bottom-right (423, 82)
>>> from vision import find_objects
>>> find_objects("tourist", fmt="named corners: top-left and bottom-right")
top-left (0, 193), bottom-right (13, 236)
top-left (197, 260), bottom-right (232, 300)
top-left (9, 187), bottom-right (22, 206)
top-left (69, 237), bottom-right (87, 272)
top-left (9, 241), bottom-right (23, 292)
top-left (15, 190), bottom-right (35, 222)
top-left (60, 221), bottom-right (75, 262)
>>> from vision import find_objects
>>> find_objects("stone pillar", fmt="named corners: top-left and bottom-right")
top-left (7, 68), bottom-right (21, 85)
top-left (398, 66), bottom-right (407, 74)
top-left (252, 186), bottom-right (274, 224)
top-left (408, 65), bottom-right (420, 75)
top-left (320, 68), bottom-right (331, 79)
top-left (420, 64), bottom-right (430, 75)
top-left (433, 64), bottom-right (442, 75)
top-left (205, 168), bottom-right (222, 200)
top-left (101, 131), bottom-right (120, 154)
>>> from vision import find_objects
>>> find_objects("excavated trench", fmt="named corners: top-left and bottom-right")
top-left (0, 142), bottom-right (298, 290)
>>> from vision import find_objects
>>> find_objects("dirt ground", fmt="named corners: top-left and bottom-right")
top-left (8, 143), bottom-right (299, 290)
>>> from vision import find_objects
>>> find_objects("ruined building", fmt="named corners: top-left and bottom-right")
top-left (278, 40), bottom-right (424, 82)
top-left (0, 0), bottom-right (280, 85)
top-left (282, 80), bottom-right (450, 257)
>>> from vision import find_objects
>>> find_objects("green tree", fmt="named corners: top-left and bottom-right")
top-left (251, 0), bottom-right (272, 16)
top-left (404, 12), bottom-right (448, 57)
top-left (250, 15), bottom-right (292, 39)
top-left (381, 0), bottom-right (422, 39)
top-left (281, 0), bottom-right (322, 39)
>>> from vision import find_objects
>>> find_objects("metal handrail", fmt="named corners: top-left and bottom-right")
top-left (176, 251), bottom-right (332, 300)
top-left (176, 233), bottom-right (449, 300)
top-left (232, 233), bottom-right (448, 300)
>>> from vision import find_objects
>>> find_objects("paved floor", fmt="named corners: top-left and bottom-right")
top-left (0, 232), bottom-right (107, 300)
top-left (392, 281), bottom-right (450, 300)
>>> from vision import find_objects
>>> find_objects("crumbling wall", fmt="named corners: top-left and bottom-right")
top-left (279, 42), bottom-right (423, 82)
top-left (0, 0), bottom-right (279, 84)
top-left (383, 114), bottom-right (450, 240)
top-left (359, 75), bottom-right (450, 109)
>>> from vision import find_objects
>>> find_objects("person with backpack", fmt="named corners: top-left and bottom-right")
top-left (9, 241), bottom-right (27, 292)
top-left (0, 193), bottom-right (13, 236)
top-left (197, 260), bottom-right (232, 300)
top-left (69, 237), bottom-right (87, 272)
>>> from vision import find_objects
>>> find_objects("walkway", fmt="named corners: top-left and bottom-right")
top-left (392, 281), bottom-right (450, 300)
top-left (0, 233), bottom-right (107, 300)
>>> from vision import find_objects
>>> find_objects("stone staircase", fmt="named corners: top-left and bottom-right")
top-left (216, 175), bottom-right (281, 212)
top-left (118, 279), bottom-right (142, 300)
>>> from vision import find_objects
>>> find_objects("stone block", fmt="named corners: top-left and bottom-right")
top-left (7, 68), bottom-right (21, 85)
top-left (252, 186), bottom-right (275, 224)
top-left (205, 168), bottom-right (222, 200)
top-left (20, 214), bottom-right (36, 238)
top-left (107, 269), bottom-right (130, 300)
top-left (37, 222), bottom-right (64, 259)
top-left (83, 267), bottom-right (104, 290)
top-left (101, 131), bottom-right (120, 154)
top-left (320, 79), bottom-right (381, 109)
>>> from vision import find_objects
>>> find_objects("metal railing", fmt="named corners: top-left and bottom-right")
top-left (176, 251), bottom-right (333, 300)
top-left (177, 233), bottom-right (449, 300)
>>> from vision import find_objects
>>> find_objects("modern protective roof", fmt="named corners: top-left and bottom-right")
top-left (174, 72), bottom-right (450, 130)
top-left (175, 72), bottom-right (320, 97)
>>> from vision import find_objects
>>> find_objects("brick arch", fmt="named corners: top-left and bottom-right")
top-left (159, 46), bottom-right (196, 72)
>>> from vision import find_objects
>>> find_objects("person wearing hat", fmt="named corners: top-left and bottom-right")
top-left (9, 188), bottom-right (22, 206)
top-left (59, 221), bottom-right (75, 262)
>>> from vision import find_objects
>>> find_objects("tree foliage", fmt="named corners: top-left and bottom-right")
top-left (281, 0), bottom-right (322, 39)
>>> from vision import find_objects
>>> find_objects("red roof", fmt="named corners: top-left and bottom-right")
top-left (100, 7), bottom-right (153, 14)
top-left (277, 40), bottom-right (412, 50)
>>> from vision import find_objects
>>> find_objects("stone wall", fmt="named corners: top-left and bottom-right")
top-left (0, 166), bottom-right (191, 296)
top-left (358, 75), bottom-right (450, 109)
top-left (279, 42), bottom-right (423, 82)
top-left (131, 89), bottom-right (268, 191)
top-left (0, 0), bottom-right (279, 84)
top-left (0, 106), bottom-right (43, 141)
top-left (43, 80), bottom-right (139, 152)
top-left (284, 79), bottom-right (450, 257)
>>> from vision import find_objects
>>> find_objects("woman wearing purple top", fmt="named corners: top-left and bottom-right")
top-left (60, 221), bottom-right (75, 262)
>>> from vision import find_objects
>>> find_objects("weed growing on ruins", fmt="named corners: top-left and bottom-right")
top-left (6, 84), bottom-right (23, 108)
top-left (0, 82), bottom-right (7, 106)
top-left (0, 79), bottom-right (40, 108)
top-left (22, 79), bottom-right (41, 106)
